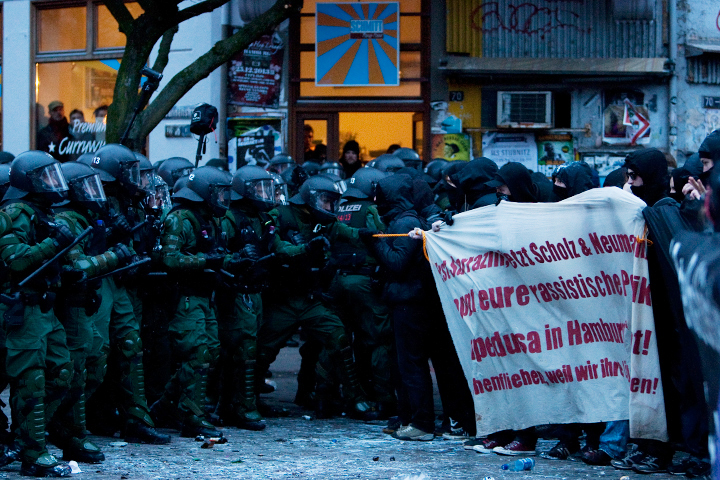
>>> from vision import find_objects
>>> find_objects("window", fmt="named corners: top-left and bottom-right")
top-left (34, 2), bottom-right (142, 159)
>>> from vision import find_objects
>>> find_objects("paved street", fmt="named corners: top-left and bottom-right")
top-left (0, 343), bottom-right (679, 479)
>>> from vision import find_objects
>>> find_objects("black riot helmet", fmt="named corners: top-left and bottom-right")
top-left (424, 159), bottom-right (449, 183)
top-left (0, 164), bottom-right (11, 200)
top-left (6, 151), bottom-right (69, 204)
top-left (301, 161), bottom-right (322, 176)
top-left (320, 162), bottom-right (345, 179)
top-left (174, 166), bottom-right (232, 217)
top-left (0, 152), bottom-right (15, 165)
top-left (393, 147), bottom-right (422, 170)
top-left (267, 153), bottom-right (295, 175)
top-left (374, 154), bottom-right (405, 173)
top-left (173, 175), bottom-right (190, 195)
top-left (60, 161), bottom-right (107, 214)
top-left (157, 157), bottom-right (194, 187)
top-left (290, 174), bottom-right (341, 223)
top-left (90, 144), bottom-right (141, 196)
top-left (232, 165), bottom-right (277, 211)
top-left (344, 168), bottom-right (388, 200)
top-left (134, 152), bottom-right (156, 195)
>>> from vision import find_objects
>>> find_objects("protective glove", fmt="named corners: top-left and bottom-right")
top-left (357, 228), bottom-right (377, 244)
top-left (110, 243), bottom-right (133, 266)
top-left (49, 223), bottom-right (76, 250)
top-left (290, 232), bottom-right (308, 246)
top-left (110, 213), bottom-right (132, 235)
top-left (203, 253), bottom-right (226, 271)
top-left (241, 244), bottom-right (260, 261)
top-left (443, 210), bottom-right (456, 226)
top-left (306, 235), bottom-right (330, 260)
top-left (60, 266), bottom-right (87, 286)
top-left (226, 256), bottom-right (254, 274)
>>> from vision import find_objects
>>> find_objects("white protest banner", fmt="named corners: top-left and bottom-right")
top-left (424, 188), bottom-right (667, 440)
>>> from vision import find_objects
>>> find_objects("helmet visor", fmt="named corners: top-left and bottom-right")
top-left (314, 191), bottom-right (340, 215)
top-left (173, 167), bottom-right (194, 184)
top-left (323, 167), bottom-right (344, 178)
top-left (210, 184), bottom-right (231, 211)
top-left (148, 183), bottom-right (171, 212)
top-left (274, 183), bottom-right (289, 205)
top-left (247, 179), bottom-right (276, 203)
top-left (78, 174), bottom-right (106, 203)
top-left (122, 160), bottom-right (140, 186)
top-left (32, 163), bottom-right (69, 194)
top-left (334, 179), bottom-right (347, 194)
top-left (139, 169), bottom-right (156, 193)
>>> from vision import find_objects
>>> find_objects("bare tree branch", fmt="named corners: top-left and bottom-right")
top-left (175, 0), bottom-right (232, 25)
top-left (103, 0), bottom-right (135, 34)
top-left (135, 0), bottom-right (302, 139)
top-left (152, 26), bottom-right (178, 74)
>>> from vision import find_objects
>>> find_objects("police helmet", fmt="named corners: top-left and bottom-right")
top-left (6, 151), bottom-right (68, 204)
top-left (424, 159), bottom-right (449, 182)
top-left (393, 147), bottom-right (422, 170)
top-left (174, 166), bottom-right (232, 217)
top-left (145, 174), bottom-right (171, 216)
top-left (301, 161), bottom-right (322, 176)
top-left (172, 175), bottom-right (190, 195)
top-left (134, 152), bottom-right (156, 194)
top-left (60, 161), bottom-right (107, 214)
top-left (320, 162), bottom-right (345, 179)
top-left (268, 171), bottom-right (289, 206)
top-left (157, 157), bottom-right (194, 187)
top-left (0, 152), bottom-right (15, 165)
top-left (344, 168), bottom-right (388, 200)
top-left (232, 166), bottom-right (277, 211)
top-left (89, 144), bottom-right (141, 195)
top-left (374, 154), bottom-right (405, 173)
top-left (290, 174), bottom-right (341, 224)
top-left (0, 164), bottom-right (11, 200)
top-left (267, 153), bottom-right (295, 175)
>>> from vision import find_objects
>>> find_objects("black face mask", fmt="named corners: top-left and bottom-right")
top-left (700, 166), bottom-right (714, 184)
top-left (496, 192), bottom-right (510, 204)
top-left (630, 185), bottom-right (647, 202)
top-left (553, 185), bottom-right (569, 200)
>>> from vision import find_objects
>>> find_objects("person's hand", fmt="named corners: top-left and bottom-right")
top-left (49, 223), bottom-right (76, 249)
top-left (110, 243), bottom-right (133, 266)
top-left (203, 253), bottom-right (226, 271)
top-left (60, 266), bottom-right (87, 286)
top-left (683, 177), bottom-right (705, 200)
top-left (110, 214), bottom-right (132, 235)
top-left (431, 221), bottom-right (443, 233)
top-left (307, 235), bottom-right (330, 259)
top-left (357, 228), bottom-right (376, 243)
top-left (409, 228), bottom-right (424, 239)
top-left (226, 256), bottom-right (253, 273)
top-left (241, 244), bottom-right (260, 261)
top-left (443, 210), bottom-right (455, 226)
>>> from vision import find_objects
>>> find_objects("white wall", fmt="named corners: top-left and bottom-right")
top-left (2, 1), bottom-right (32, 155)
top-left (147, 4), bottom-right (224, 165)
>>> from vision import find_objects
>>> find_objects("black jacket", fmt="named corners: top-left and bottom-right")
top-left (451, 157), bottom-right (498, 210)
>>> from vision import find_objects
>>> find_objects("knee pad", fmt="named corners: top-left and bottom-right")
top-left (189, 345), bottom-right (210, 369)
top-left (48, 362), bottom-right (73, 390)
top-left (18, 369), bottom-right (45, 397)
top-left (120, 331), bottom-right (143, 359)
top-left (243, 341), bottom-right (257, 360)
top-left (326, 332), bottom-right (349, 352)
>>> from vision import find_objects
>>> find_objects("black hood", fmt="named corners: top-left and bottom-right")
top-left (375, 174), bottom-right (415, 223)
top-left (558, 161), bottom-right (594, 197)
top-left (699, 130), bottom-right (720, 163)
top-left (487, 162), bottom-right (538, 203)
top-left (624, 148), bottom-right (668, 206)
top-left (452, 157), bottom-right (498, 206)
top-left (603, 167), bottom-right (627, 188)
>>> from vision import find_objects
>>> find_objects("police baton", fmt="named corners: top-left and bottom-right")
top-left (18, 226), bottom-right (94, 288)
top-left (92, 257), bottom-right (152, 281)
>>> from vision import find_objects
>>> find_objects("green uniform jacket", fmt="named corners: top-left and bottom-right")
top-left (53, 208), bottom-right (120, 278)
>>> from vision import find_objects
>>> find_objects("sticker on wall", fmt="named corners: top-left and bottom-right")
top-left (316, 2), bottom-right (399, 86)
top-left (536, 133), bottom-right (574, 177)
top-left (432, 133), bottom-right (472, 161)
top-left (602, 91), bottom-right (651, 146)
top-left (481, 132), bottom-right (538, 171)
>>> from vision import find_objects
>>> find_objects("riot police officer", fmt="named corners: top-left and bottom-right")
top-left (157, 157), bottom-right (194, 189)
top-left (0, 151), bottom-right (74, 476)
top-left (259, 175), bottom-right (376, 419)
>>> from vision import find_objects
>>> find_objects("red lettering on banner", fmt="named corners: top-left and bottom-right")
top-left (630, 377), bottom-right (659, 394)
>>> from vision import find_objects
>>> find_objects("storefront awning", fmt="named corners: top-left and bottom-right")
top-left (439, 56), bottom-right (669, 76)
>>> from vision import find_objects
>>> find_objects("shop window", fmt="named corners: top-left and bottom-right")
top-left (34, 1), bottom-right (142, 156)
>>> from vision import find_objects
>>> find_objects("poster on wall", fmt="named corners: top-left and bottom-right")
top-left (432, 133), bottom-right (472, 161)
top-left (316, 2), bottom-right (399, 86)
top-left (227, 118), bottom-right (282, 172)
top-left (481, 132), bottom-right (538, 171)
top-left (603, 91), bottom-right (651, 146)
top-left (536, 133), bottom-right (574, 177)
top-left (228, 33), bottom-right (284, 108)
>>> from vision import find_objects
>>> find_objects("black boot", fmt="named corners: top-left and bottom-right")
top-left (338, 346), bottom-right (377, 420)
top-left (124, 419), bottom-right (171, 445)
top-left (20, 452), bottom-right (72, 477)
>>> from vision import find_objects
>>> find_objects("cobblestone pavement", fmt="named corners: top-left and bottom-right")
top-left (0, 344), bottom-right (680, 479)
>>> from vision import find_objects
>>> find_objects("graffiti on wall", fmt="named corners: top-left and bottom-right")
top-left (471, 0), bottom-right (590, 37)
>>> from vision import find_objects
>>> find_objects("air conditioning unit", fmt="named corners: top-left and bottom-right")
top-left (497, 91), bottom-right (553, 128)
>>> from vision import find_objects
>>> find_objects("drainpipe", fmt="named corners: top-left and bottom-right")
top-left (218, 2), bottom-right (232, 158)
top-left (668, 0), bottom-right (677, 157)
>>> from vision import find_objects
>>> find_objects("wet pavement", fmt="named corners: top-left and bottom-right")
top-left (0, 343), bottom-right (681, 479)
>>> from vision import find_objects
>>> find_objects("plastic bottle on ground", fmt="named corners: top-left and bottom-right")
top-left (500, 458), bottom-right (535, 471)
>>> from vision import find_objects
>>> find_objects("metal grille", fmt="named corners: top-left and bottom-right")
top-left (501, 93), bottom-right (549, 124)
top-left (687, 57), bottom-right (720, 85)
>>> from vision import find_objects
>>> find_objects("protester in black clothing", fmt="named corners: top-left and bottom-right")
top-left (448, 157), bottom-right (498, 211)
top-left (552, 161), bottom-right (595, 201)
top-left (624, 148), bottom-right (669, 207)
top-left (339, 140), bottom-right (362, 178)
top-left (486, 162), bottom-right (538, 203)
top-left (36, 100), bottom-right (71, 162)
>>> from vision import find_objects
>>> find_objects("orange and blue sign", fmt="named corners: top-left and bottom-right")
top-left (316, 2), bottom-right (399, 86)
